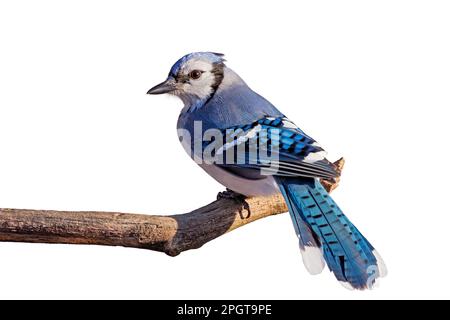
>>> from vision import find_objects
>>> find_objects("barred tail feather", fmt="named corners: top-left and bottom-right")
top-left (276, 177), bottom-right (386, 290)
top-left (281, 183), bottom-right (325, 275)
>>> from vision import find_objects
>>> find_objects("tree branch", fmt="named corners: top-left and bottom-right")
top-left (0, 158), bottom-right (344, 256)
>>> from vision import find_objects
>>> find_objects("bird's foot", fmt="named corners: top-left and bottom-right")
top-left (217, 188), bottom-right (251, 219)
top-left (217, 188), bottom-right (244, 201)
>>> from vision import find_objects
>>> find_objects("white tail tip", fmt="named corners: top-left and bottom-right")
top-left (301, 246), bottom-right (325, 275)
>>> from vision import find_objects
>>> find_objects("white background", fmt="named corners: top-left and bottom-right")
top-left (0, 0), bottom-right (449, 299)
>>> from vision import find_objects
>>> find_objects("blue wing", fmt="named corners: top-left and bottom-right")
top-left (203, 116), bottom-right (338, 179)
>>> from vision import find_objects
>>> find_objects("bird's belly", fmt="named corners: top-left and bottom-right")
top-left (198, 163), bottom-right (280, 197)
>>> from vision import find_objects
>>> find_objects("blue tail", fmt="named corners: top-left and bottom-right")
top-left (276, 177), bottom-right (386, 290)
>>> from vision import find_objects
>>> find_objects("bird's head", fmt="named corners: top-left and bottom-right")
top-left (147, 52), bottom-right (226, 106)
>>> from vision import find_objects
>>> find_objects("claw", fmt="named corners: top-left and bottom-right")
top-left (216, 188), bottom-right (251, 219)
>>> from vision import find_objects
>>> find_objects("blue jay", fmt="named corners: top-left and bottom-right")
top-left (147, 52), bottom-right (386, 289)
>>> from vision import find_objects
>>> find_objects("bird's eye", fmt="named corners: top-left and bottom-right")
top-left (189, 70), bottom-right (203, 80)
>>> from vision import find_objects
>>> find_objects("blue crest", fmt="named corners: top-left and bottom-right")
top-left (169, 52), bottom-right (225, 77)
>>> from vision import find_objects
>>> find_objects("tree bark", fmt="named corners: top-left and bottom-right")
top-left (0, 158), bottom-right (344, 256)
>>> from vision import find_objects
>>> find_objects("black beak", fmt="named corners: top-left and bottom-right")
top-left (147, 78), bottom-right (176, 95)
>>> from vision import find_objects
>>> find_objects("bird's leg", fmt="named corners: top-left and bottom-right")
top-left (217, 188), bottom-right (251, 219)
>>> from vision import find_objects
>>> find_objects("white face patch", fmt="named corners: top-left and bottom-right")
top-left (178, 59), bottom-right (217, 100)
